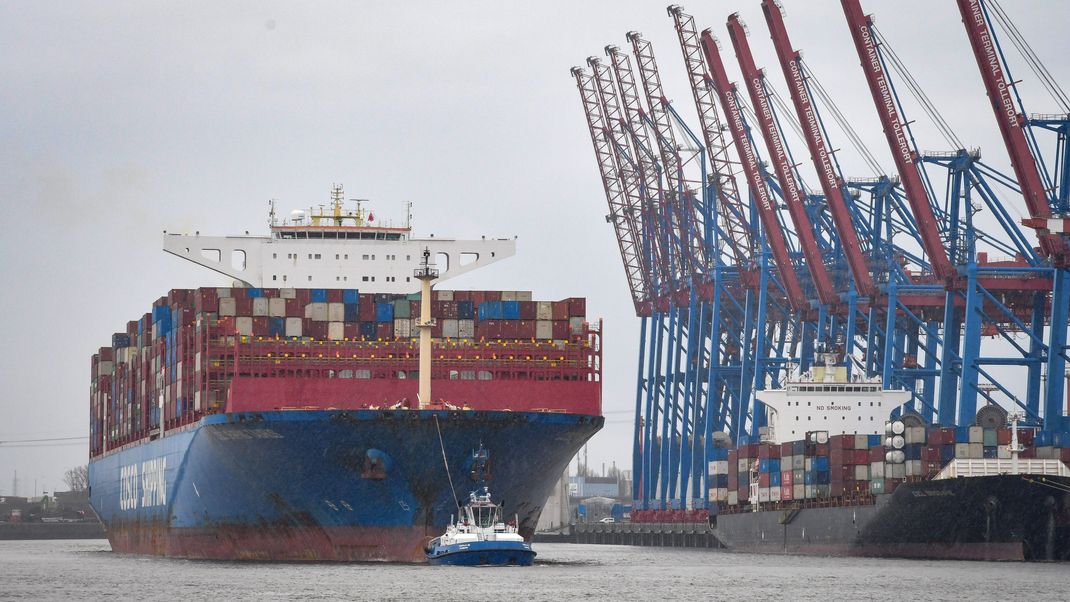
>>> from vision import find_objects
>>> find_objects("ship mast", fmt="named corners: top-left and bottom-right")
top-left (414, 247), bottom-right (439, 409)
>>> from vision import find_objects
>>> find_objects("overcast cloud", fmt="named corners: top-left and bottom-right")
top-left (1, 1), bottom-right (1067, 493)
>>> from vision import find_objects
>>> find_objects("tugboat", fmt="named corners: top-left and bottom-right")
top-left (425, 486), bottom-right (536, 566)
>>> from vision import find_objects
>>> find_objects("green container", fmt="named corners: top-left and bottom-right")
top-left (982, 428), bottom-right (998, 447)
top-left (393, 299), bottom-right (411, 319)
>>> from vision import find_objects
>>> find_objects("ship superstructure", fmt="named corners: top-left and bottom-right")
top-left (163, 185), bottom-right (515, 291)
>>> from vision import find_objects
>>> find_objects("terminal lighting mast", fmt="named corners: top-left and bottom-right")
top-left (414, 248), bottom-right (439, 409)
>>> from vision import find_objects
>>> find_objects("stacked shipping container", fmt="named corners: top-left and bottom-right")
top-left (706, 427), bottom-right (1070, 513)
top-left (89, 288), bottom-right (597, 458)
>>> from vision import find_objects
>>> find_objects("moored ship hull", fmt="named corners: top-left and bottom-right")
top-left (90, 409), bottom-right (602, 562)
top-left (714, 475), bottom-right (1070, 561)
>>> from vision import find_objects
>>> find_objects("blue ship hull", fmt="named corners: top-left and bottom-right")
top-left (426, 540), bottom-right (536, 566)
top-left (88, 409), bottom-right (602, 562)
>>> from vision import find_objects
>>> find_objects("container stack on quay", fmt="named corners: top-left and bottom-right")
top-left (88, 287), bottom-right (596, 458)
top-left (697, 427), bottom-right (1070, 516)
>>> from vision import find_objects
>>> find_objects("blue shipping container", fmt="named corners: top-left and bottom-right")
top-left (152, 305), bottom-right (170, 322)
top-left (311, 289), bottom-right (329, 303)
top-left (247, 288), bottom-right (263, 298)
top-left (478, 301), bottom-right (503, 320)
top-left (955, 426), bottom-right (970, 443)
top-left (803, 472), bottom-right (813, 485)
top-left (710, 448), bottom-right (729, 461)
top-left (112, 333), bottom-right (131, 349)
top-left (813, 456), bottom-right (829, 471)
top-left (867, 434), bottom-right (882, 447)
top-left (343, 289), bottom-right (361, 304)
top-left (269, 317), bottom-right (285, 337)
top-left (502, 301), bottom-right (520, 320)
top-left (769, 458), bottom-right (781, 473)
top-left (770, 472), bottom-right (782, 487)
top-left (458, 301), bottom-right (474, 320)
top-left (759, 459), bottom-right (771, 473)
top-left (344, 303), bottom-right (360, 322)
top-left (814, 470), bottom-right (830, 485)
top-left (906, 444), bottom-right (922, 460)
top-left (360, 322), bottom-right (377, 338)
top-left (940, 445), bottom-right (955, 464)
top-left (982, 446), bottom-right (998, 459)
top-left (376, 303), bottom-right (394, 322)
top-left (710, 474), bottom-right (728, 488)
top-left (1035, 431), bottom-right (1052, 447)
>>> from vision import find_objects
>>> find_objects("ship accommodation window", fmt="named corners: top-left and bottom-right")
top-left (307, 276), bottom-right (312, 281)
top-left (283, 275), bottom-right (287, 282)
top-left (335, 254), bottom-right (339, 260)
top-left (336, 276), bottom-right (340, 281)
top-left (315, 254), bottom-right (322, 259)
top-left (344, 276), bottom-right (348, 282)
top-left (345, 254), bottom-right (348, 260)
top-left (461, 370), bottom-right (476, 380)
top-left (371, 277), bottom-right (375, 282)
top-left (272, 275), bottom-right (277, 281)
top-left (339, 370), bottom-right (354, 378)
top-left (449, 370), bottom-right (459, 380)
top-left (272, 253), bottom-right (277, 259)
top-left (355, 369), bottom-right (371, 379)
top-left (406, 277), bottom-right (410, 282)
top-left (362, 254), bottom-right (370, 260)
top-left (478, 371), bottom-right (492, 380)
top-left (362, 276), bottom-right (369, 282)
top-left (406, 255), bottom-right (411, 261)
top-left (308, 254), bottom-right (312, 259)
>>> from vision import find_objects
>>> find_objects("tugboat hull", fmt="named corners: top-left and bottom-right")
top-left (427, 540), bottom-right (536, 566)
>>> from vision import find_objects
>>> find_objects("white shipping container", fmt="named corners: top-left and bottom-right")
top-left (307, 303), bottom-right (328, 322)
top-left (394, 319), bottom-right (412, 338)
top-left (216, 288), bottom-right (232, 298)
top-left (536, 320), bottom-right (553, 340)
top-left (968, 443), bottom-right (983, 458)
top-left (280, 288), bottom-right (297, 299)
top-left (1036, 446), bottom-right (1055, 459)
top-left (738, 458), bottom-right (750, 472)
top-left (854, 465), bottom-right (870, 481)
top-left (997, 445), bottom-right (1011, 459)
top-left (536, 302), bottom-right (553, 320)
top-left (728, 490), bottom-right (739, 506)
top-left (269, 298), bottom-right (286, 317)
top-left (285, 317), bottom-right (303, 338)
top-left (236, 317), bottom-right (253, 336)
top-left (194, 391), bottom-right (202, 412)
top-left (793, 484), bottom-right (805, 500)
top-left (219, 297), bottom-right (237, 316)
top-left (804, 457), bottom-right (813, 470)
top-left (501, 291), bottom-right (516, 301)
top-left (442, 319), bottom-right (459, 339)
top-left (854, 434), bottom-right (869, 449)
top-left (888, 463), bottom-right (906, 479)
top-left (769, 486), bottom-right (781, 500)
top-left (758, 488), bottom-right (771, 502)
top-left (870, 462), bottom-right (885, 479)
top-left (97, 361), bottom-right (114, 378)
top-left (805, 485), bottom-right (815, 499)
top-left (516, 291), bottom-right (532, 302)
top-left (968, 426), bottom-right (983, 443)
top-left (792, 455), bottom-right (804, 470)
top-left (252, 297), bottom-right (269, 316)
top-left (458, 320), bottom-right (475, 339)
top-left (328, 302), bottom-right (345, 322)
top-left (955, 443), bottom-right (970, 458)
top-left (328, 322), bottom-right (345, 340)
top-left (708, 460), bottom-right (728, 475)
top-left (569, 316), bottom-right (585, 335)
top-left (437, 290), bottom-right (454, 301)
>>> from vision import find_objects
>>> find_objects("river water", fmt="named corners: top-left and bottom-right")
top-left (0, 540), bottom-right (1064, 601)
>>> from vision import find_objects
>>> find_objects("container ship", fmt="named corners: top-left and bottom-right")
top-left (632, 352), bottom-right (1070, 561)
top-left (87, 187), bottom-right (604, 562)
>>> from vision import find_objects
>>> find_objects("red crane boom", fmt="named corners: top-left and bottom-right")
top-left (762, 0), bottom-right (874, 298)
top-left (700, 30), bottom-right (808, 312)
top-left (955, 0), bottom-right (1068, 264)
top-left (840, 0), bottom-right (956, 283)
top-left (726, 14), bottom-right (839, 308)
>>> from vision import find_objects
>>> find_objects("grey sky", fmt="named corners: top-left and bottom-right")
top-left (2, 1), bottom-right (1067, 493)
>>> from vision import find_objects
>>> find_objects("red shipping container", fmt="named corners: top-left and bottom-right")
top-left (927, 428), bottom-right (942, 445)
top-left (829, 482), bottom-right (844, 497)
top-left (742, 443), bottom-right (758, 458)
top-left (996, 428), bottom-right (1012, 445)
top-left (344, 323), bottom-right (358, 339)
top-left (552, 321), bottom-right (569, 339)
top-left (816, 443), bottom-right (829, 456)
top-left (1061, 448), bottom-right (1070, 463)
top-left (519, 301), bottom-right (536, 320)
top-left (780, 442), bottom-right (793, 457)
top-left (195, 288), bottom-right (219, 314)
top-left (410, 301), bottom-right (421, 317)
top-left (516, 320), bottom-right (536, 339)
top-left (568, 297), bottom-right (586, 317)
top-left (327, 289), bottom-right (344, 303)
top-left (869, 446), bottom-right (885, 462)
top-left (853, 450), bottom-right (869, 465)
top-left (235, 298), bottom-right (253, 316)
top-left (781, 486), bottom-right (793, 501)
top-left (758, 445), bottom-right (772, 460)
top-left (501, 321), bottom-right (519, 339)
top-left (305, 320), bottom-right (326, 340)
top-left (216, 317), bottom-right (236, 334)
top-left (377, 322), bottom-right (394, 340)
top-left (483, 290), bottom-right (502, 302)
top-left (261, 288), bottom-right (278, 298)
top-left (477, 320), bottom-right (501, 339)
top-left (284, 298), bottom-right (302, 317)
top-left (758, 473), bottom-right (770, 487)
top-left (781, 471), bottom-right (793, 486)
top-left (552, 301), bottom-right (569, 320)
top-left (230, 288), bottom-right (248, 300)
top-left (1019, 447), bottom-right (1036, 459)
top-left (829, 447), bottom-right (845, 465)
top-left (432, 319), bottom-right (443, 338)
top-left (940, 427), bottom-right (955, 442)
top-left (738, 486), bottom-right (750, 501)
top-left (471, 291), bottom-right (486, 306)
top-left (359, 299), bottom-right (377, 322)
top-left (830, 434), bottom-right (854, 449)
top-left (251, 317), bottom-right (269, 336)
top-left (1017, 429), bottom-right (1035, 446)
top-left (455, 290), bottom-right (471, 302)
